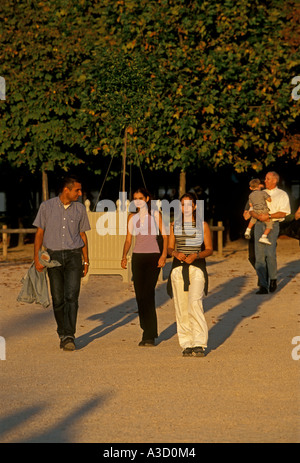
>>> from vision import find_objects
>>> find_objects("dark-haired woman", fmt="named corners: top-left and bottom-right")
top-left (167, 193), bottom-right (213, 357)
top-left (121, 188), bottom-right (168, 346)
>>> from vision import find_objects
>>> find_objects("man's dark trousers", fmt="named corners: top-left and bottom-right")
top-left (47, 248), bottom-right (82, 340)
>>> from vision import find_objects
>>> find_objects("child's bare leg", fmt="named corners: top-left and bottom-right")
top-left (258, 227), bottom-right (271, 245)
top-left (244, 223), bottom-right (253, 239)
top-left (264, 228), bottom-right (271, 236)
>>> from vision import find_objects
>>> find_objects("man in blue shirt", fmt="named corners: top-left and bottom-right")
top-left (33, 176), bottom-right (90, 351)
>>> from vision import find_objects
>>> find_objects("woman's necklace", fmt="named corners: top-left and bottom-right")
top-left (139, 211), bottom-right (148, 227)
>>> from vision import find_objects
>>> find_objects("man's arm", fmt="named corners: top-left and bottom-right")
top-left (250, 207), bottom-right (288, 222)
top-left (80, 231), bottom-right (89, 277)
top-left (268, 211), bottom-right (288, 219)
top-left (250, 210), bottom-right (288, 222)
top-left (34, 228), bottom-right (45, 272)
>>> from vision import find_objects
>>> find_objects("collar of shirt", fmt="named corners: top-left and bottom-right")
top-left (264, 187), bottom-right (278, 195)
top-left (57, 196), bottom-right (74, 208)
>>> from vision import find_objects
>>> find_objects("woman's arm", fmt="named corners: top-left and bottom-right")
top-left (199, 221), bottom-right (213, 258)
top-left (185, 221), bottom-right (213, 264)
top-left (121, 214), bottom-right (133, 269)
top-left (167, 222), bottom-right (175, 256)
top-left (156, 212), bottom-right (168, 267)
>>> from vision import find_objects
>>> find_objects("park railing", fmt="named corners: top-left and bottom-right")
top-left (84, 200), bottom-right (225, 282)
top-left (0, 207), bottom-right (225, 274)
top-left (0, 225), bottom-right (36, 260)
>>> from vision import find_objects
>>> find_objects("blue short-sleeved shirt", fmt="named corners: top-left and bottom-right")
top-left (33, 196), bottom-right (91, 251)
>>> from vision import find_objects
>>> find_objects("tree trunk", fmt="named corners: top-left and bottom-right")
top-left (42, 170), bottom-right (49, 202)
top-left (18, 217), bottom-right (24, 246)
top-left (179, 170), bottom-right (186, 197)
top-left (122, 128), bottom-right (128, 193)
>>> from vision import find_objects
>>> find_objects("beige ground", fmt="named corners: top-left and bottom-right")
top-left (0, 237), bottom-right (299, 443)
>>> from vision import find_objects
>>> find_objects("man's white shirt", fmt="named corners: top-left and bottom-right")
top-left (264, 187), bottom-right (291, 221)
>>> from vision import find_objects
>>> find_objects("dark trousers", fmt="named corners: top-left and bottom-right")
top-left (47, 248), bottom-right (83, 340)
top-left (254, 221), bottom-right (279, 289)
top-left (248, 228), bottom-right (269, 285)
top-left (132, 253), bottom-right (160, 340)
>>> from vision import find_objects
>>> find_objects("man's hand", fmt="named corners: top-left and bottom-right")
top-left (257, 212), bottom-right (270, 222)
top-left (82, 262), bottom-right (89, 277)
top-left (34, 258), bottom-right (45, 273)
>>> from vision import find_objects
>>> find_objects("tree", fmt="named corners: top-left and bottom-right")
top-left (78, 49), bottom-right (154, 191)
top-left (0, 0), bottom-right (299, 195)
top-left (101, 0), bottom-right (299, 176)
top-left (0, 1), bottom-right (104, 186)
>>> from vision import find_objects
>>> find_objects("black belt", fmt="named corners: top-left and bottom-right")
top-left (47, 248), bottom-right (82, 252)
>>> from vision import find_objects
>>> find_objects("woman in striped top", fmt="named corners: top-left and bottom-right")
top-left (167, 193), bottom-right (213, 357)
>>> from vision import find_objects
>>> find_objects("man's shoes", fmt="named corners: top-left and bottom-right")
top-left (192, 346), bottom-right (206, 357)
top-left (256, 286), bottom-right (268, 294)
top-left (258, 236), bottom-right (271, 245)
top-left (61, 337), bottom-right (76, 351)
top-left (182, 347), bottom-right (193, 357)
top-left (269, 279), bottom-right (277, 293)
top-left (138, 339), bottom-right (155, 347)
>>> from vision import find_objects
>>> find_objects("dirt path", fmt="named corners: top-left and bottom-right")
top-left (0, 238), bottom-right (299, 443)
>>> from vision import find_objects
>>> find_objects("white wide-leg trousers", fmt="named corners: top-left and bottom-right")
top-left (171, 265), bottom-right (208, 349)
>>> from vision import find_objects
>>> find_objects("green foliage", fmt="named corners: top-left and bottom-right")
top-left (0, 0), bottom-right (100, 172)
top-left (79, 49), bottom-right (154, 163)
top-left (0, 0), bottom-right (299, 177)
top-left (105, 0), bottom-right (300, 173)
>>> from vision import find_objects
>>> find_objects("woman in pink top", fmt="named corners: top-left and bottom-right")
top-left (121, 188), bottom-right (168, 346)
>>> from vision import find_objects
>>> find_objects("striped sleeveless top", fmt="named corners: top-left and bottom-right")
top-left (174, 220), bottom-right (204, 255)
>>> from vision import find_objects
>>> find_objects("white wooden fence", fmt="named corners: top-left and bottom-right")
top-left (85, 199), bottom-right (134, 282)
top-left (0, 201), bottom-right (224, 284)
top-left (84, 199), bottom-right (224, 283)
